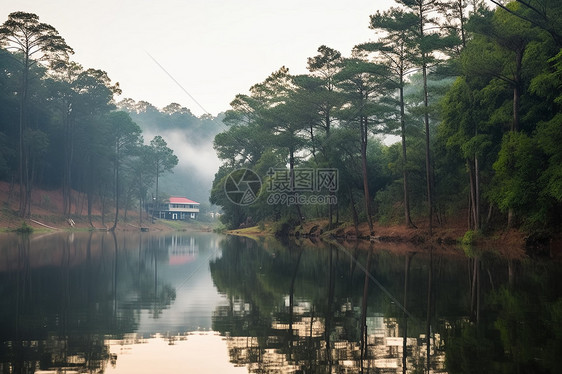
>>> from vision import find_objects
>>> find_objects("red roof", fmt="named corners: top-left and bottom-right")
top-left (169, 254), bottom-right (196, 266)
top-left (169, 197), bottom-right (199, 205)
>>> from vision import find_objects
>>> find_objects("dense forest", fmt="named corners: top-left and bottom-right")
top-left (0, 12), bottom-right (223, 227)
top-left (1, 1), bottom-right (561, 237)
top-left (210, 0), bottom-right (562, 238)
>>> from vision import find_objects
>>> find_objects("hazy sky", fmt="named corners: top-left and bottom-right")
top-left (1, 0), bottom-right (395, 117)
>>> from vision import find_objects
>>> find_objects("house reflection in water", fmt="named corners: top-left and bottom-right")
top-left (168, 235), bottom-right (199, 266)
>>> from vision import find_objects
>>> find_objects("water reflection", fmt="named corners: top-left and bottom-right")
top-left (210, 236), bottom-right (562, 373)
top-left (0, 232), bottom-right (561, 373)
top-left (210, 237), bottom-right (449, 373)
top-left (0, 231), bottom-right (227, 373)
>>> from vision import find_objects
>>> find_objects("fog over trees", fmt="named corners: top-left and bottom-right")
top-left (1, 1), bottom-right (561, 236)
top-left (0, 11), bottom-right (223, 226)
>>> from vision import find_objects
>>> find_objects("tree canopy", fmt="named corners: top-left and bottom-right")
top-left (209, 1), bottom-right (562, 235)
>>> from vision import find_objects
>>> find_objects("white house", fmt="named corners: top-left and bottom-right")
top-left (155, 196), bottom-right (200, 220)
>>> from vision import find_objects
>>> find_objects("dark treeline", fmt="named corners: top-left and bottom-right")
top-left (0, 12), bottom-right (223, 227)
top-left (119, 99), bottom-right (222, 142)
top-left (210, 0), bottom-right (562, 237)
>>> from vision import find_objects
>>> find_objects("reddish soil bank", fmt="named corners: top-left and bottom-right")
top-left (0, 181), bottom-right (194, 232)
top-left (2, 181), bottom-right (560, 260)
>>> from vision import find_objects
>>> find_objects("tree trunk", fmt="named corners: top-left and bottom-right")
top-left (360, 115), bottom-right (374, 235)
top-left (139, 196), bottom-right (143, 226)
top-left (468, 159), bottom-right (478, 229)
top-left (474, 155), bottom-right (480, 229)
top-left (18, 55), bottom-right (29, 217)
top-left (289, 149), bottom-right (304, 224)
top-left (87, 189), bottom-right (94, 228)
top-left (87, 157), bottom-right (94, 228)
top-left (399, 73), bottom-right (415, 228)
top-left (63, 105), bottom-right (74, 217)
top-left (422, 62), bottom-right (433, 236)
top-left (418, 2), bottom-right (433, 236)
top-left (349, 187), bottom-right (360, 237)
top-left (152, 162), bottom-right (160, 223)
top-left (110, 148), bottom-right (119, 231)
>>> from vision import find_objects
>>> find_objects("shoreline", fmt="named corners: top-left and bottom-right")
top-left (1, 211), bottom-right (560, 261)
top-left (0, 180), bottom-right (559, 260)
top-left (0, 211), bottom-right (214, 234)
top-left (227, 219), bottom-right (562, 261)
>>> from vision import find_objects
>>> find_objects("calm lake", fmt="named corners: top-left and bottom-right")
top-left (0, 231), bottom-right (561, 373)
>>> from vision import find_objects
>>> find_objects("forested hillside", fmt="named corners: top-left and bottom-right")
top-left (117, 99), bottom-right (224, 205)
top-left (0, 12), bottom-right (221, 226)
top-left (210, 0), bottom-right (562, 237)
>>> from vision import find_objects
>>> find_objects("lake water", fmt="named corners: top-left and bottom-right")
top-left (0, 231), bottom-right (561, 373)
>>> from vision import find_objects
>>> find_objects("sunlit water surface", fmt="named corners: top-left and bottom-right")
top-left (1, 231), bottom-right (561, 373)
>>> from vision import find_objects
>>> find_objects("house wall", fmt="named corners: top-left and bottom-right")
top-left (166, 203), bottom-right (200, 213)
top-left (159, 211), bottom-right (198, 220)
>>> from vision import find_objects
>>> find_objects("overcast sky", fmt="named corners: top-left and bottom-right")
top-left (1, 0), bottom-right (397, 117)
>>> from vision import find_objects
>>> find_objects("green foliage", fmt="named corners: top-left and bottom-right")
top-left (461, 230), bottom-right (476, 246)
top-left (445, 322), bottom-right (495, 374)
top-left (13, 221), bottom-right (33, 233)
top-left (487, 284), bottom-right (562, 372)
top-left (536, 114), bottom-right (562, 202)
top-left (490, 131), bottom-right (552, 228)
top-left (271, 215), bottom-right (299, 237)
top-left (1, 4), bottom-right (561, 234)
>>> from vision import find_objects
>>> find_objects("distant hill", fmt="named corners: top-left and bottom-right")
top-left (117, 99), bottom-right (225, 205)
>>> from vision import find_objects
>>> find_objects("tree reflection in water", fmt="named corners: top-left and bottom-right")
top-left (0, 232), bottom-right (561, 373)
top-left (210, 236), bottom-right (562, 374)
top-left (0, 231), bottom-right (177, 373)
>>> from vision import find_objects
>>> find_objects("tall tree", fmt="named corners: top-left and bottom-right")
top-left (106, 111), bottom-right (142, 231)
top-left (256, 67), bottom-right (309, 223)
top-left (0, 12), bottom-right (73, 217)
top-left (336, 58), bottom-right (392, 234)
top-left (465, 3), bottom-right (548, 227)
top-left (306, 45), bottom-right (344, 142)
top-left (129, 144), bottom-right (155, 226)
top-left (149, 135), bottom-right (178, 221)
top-left (48, 65), bottom-right (120, 217)
top-left (465, 4), bottom-right (540, 132)
top-left (439, 77), bottom-right (496, 230)
top-left (359, 7), bottom-right (419, 228)
top-left (49, 62), bottom-right (82, 217)
top-left (396, 0), bottom-right (456, 234)
top-left (304, 45), bottom-right (345, 227)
